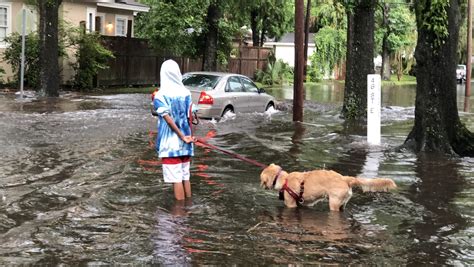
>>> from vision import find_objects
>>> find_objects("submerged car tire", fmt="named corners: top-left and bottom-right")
top-left (222, 106), bottom-right (234, 117)
top-left (265, 102), bottom-right (274, 111)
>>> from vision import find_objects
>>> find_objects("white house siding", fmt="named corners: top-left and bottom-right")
top-left (263, 42), bottom-right (316, 67)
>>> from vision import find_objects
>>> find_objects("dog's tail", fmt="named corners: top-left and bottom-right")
top-left (346, 176), bottom-right (397, 192)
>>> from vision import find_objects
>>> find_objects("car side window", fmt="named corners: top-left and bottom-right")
top-left (226, 76), bottom-right (243, 92)
top-left (241, 77), bottom-right (259, 93)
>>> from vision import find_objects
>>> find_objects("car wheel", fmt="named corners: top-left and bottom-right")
top-left (222, 106), bottom-right (234, 117)
top-left (265, 102), bottom-right (274, 111)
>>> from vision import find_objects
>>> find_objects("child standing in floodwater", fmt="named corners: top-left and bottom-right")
top-left (153, 59), bottom-right (195, 200)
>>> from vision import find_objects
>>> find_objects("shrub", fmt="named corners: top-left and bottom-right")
top-left (255, 52), bottom-right (293, 86)
top-left (308, 26), bottom-right (346, 82)
top-left (0, 67), bottom-right (4, 84)
top-left (71, 31), bottom-right (114, 90)
top-left (2, 33), bottom-right (41, 89)
top-left (2, 27), bottom-right (69, 90)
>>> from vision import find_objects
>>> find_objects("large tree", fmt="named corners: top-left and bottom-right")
top-left (375, 1), bottom-right (416, 81)
top-left (136, 0), bottom-right (236, 71)
top-left (308, 0), bottom-right (346, 81)
top-left (38, 0), bottom-right (62, 97)
top-left (202, 1), bottom-right (221, 71)
top-left (403, 0), bottom-right (474, 156)
top-left (241, 0), bottom-right (293, 47)
top-left (341, 0), bottom-right (376, 121)
top-left (135, 0), bottom-right (208, 57)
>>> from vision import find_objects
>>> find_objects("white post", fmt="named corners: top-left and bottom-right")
top-left (20, 8), bottom-right (26, 99)
top-left (367, 74), bottom-right (381, 145)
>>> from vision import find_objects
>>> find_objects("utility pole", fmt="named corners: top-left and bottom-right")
top-left (293, 0), bottom-right (305, 122)
top-left (467, 0), bottom-right (472, 97)
top-left (20, 8), bottom-right (26, 99)
top-left (303, 0), bottom-right (311, 81)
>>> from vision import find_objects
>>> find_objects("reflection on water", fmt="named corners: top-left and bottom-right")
top-left (403, 154), bottom-right (470, 265)
top-left (0, 87), bottom-right (473, 265)
top-left (267, 82), bottom-right (474, 113)
top-left (152, 199), bottom-right (193, 264)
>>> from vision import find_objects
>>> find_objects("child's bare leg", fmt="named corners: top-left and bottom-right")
top-left (183, 180), bottom-right (192, 198)
top-left (173, 182), bottom-right (185, 200)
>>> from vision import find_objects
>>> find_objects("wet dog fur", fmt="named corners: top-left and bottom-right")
top-left (260, 163), bottom-right (397, 211)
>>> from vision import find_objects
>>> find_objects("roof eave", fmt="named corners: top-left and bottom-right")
top-left (97, 2), bottom-right (150, 13)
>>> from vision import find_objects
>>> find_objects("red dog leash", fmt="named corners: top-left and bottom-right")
top-left (196, 139), bottom-right (304, 204)
top-left (195, 138), bottom-right (268, 169)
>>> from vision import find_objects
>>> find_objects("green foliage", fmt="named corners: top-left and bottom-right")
top-left (457, 0), bottom-right (469, 64)
top-left (307, 0), bottom-right (346, 81)
top-left (216, 18), bottom-right (237, 65)
top-left (2, 20), bottom-right (78, 89)
top-left (238, 0), bottom-right (293, 44)
top-left (2, 33), bottom-right (41, 88)
top-left (255, 53), bottom-right (293, 85)
top-left (375, 3), bottom-right (416, 54)
top-left (135, 0), bottom-right (293, 64)
top-left (374, 1), bottom-right (416, 76)
top-left (0, 66), bottom-right (4, 84)
top-left (313, 0), bottom-right (346, 30)
top-left (135, 0), bottom-right (210, 57)
top-left (308, 26), bottom-right (346, 82)
top-left (415, 0), bottom-right (449, 49)
top-left (71, 31), bottom-right (114, 90)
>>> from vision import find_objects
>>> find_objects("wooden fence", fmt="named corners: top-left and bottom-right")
top-left (97, 36), bottom-right (272, 87)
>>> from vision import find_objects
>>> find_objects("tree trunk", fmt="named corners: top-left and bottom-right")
top-left (404, 0), bottom-right (474, 156)
top-left (381, 3), bottom-right (391, 81)
top-left (341, 0), bottom-right (375, 121)
top-left (250, 9), bottom-right (260, 47)
top-left (202, 2), bottom-right (220, 71)
top-left (38, 0), bottom-right (62, 97)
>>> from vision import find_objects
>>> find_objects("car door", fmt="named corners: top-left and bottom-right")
top-left (225, 76), bottom-right (248, 113)
top-left (241, 76), bottom-right (263, 112)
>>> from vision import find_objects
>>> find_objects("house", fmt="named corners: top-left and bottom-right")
top-left (263, 32), bottom-right (316, 67)
top-left (0, 0), bottom-right (149, 85)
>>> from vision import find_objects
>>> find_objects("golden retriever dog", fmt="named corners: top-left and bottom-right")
top-left (260, 163), bottom-right (397, 211)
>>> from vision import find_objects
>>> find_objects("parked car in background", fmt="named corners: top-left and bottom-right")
top-left (182, 72), bottom-right (276, 119)
top-left (457, 64), bottom-right (466, 83)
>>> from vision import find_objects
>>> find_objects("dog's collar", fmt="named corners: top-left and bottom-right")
top-left (272, 168), bottom-right (283, 189)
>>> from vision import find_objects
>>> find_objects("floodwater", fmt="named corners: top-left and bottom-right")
top-left (0, 83), bottom-right (473, 265)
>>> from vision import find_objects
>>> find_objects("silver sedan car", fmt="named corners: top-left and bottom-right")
top-left (182, 72), bottom-right (276, 119)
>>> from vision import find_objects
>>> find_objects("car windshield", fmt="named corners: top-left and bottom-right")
top-left (182, 74), bottom-right (221, 91)
top-left (457, 65), bottom-right (466, 70)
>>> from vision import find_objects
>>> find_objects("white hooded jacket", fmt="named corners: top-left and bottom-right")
top-left (153, 60), bottom-right (194, 158)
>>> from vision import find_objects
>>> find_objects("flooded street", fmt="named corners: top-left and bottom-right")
top-left (0, 83), bottom-right (473, 265)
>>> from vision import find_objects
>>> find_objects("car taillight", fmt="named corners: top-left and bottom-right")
top-left (198, 91), bottom-right (214, 105)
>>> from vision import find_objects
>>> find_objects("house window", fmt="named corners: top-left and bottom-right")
top-left (115, 16), bottom-right (127, 37)
top-left (88, 13), bottom-right (93, 32)
top-left (0, 5), bottom-right (11, 47)
top-left (86, 7), bottom-right (96, 33)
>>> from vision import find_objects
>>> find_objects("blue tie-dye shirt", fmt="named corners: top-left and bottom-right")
top-left (153, 94), bottom-right (194, 158)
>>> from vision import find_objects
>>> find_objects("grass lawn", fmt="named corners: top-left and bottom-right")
top-left (301, 75), bottom-right (416, 87)
top-left (382, 75), bottom-right (416, 85)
